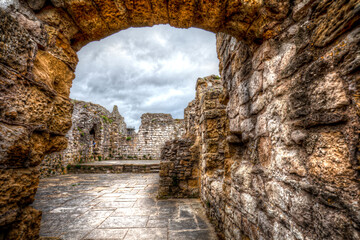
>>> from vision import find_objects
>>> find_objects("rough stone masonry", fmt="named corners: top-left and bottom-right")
top-left (41, 100), bottom-right (184, 178)
top-left (40, 99), bottom-right (127, 178)
top-left (0, 0), bottom-right (359, 239)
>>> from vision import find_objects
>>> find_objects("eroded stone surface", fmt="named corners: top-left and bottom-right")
top-left (117, 113), bottom-right (185, 160)
top-left (40, 100), bottom-right (127, 178)
top-left (0, 0), bottom-right (359, 239)
top-left (32, 173), bottom-right (218, 240)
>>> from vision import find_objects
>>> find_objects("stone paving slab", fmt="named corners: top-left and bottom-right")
top-left (32, 174), bottom-right (218, 240)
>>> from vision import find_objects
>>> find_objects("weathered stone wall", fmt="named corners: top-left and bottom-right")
top-left (40, 100), bottom-right (127, 178)
top-left (41, 105), bottom-right (184, 178)
top-left (158, 139), bottom-right (199, 198)
top-left (116, 113), bottom-right (185, 160)
top-left (206, 3), bottom-right (360, 239)
top-left (0, 0), bottom-right (359, 239)
top-left (159, 75), bottom-right (225, 199)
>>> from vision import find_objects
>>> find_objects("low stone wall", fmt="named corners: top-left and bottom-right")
top-left (67, 164), bottom-right (159, 174)
top-left (183, 75), bottom-right (229, 235)
top-left (158, 139), bottom-right (200, 198)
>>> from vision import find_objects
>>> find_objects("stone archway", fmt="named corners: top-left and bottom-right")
top-left (0, 0), bottom-right (359, 239)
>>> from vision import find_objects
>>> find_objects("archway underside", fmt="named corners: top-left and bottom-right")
top-left (0, 0), bottom-right (359, 239)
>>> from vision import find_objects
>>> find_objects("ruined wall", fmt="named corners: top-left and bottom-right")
top-left (41, 108), bottom-right (183, 178)
top-left (0, 0), bottom-right (359, 239)
top-left (159, 75), bottom-right (225, 199)
top-left (158, 139), bottom-right (199, 198)
top-left (116, 113), bottom-right (185, 160)
top-left (207, 3), bottom-right (360, 240)
top-left (40, 100), bottom-right (126, 178)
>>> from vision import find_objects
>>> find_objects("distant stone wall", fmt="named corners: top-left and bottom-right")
top-left (40, 100), bottom-right (126, 177)
top-left (41, 104), bottom-right (184, 177)
top-left (115, 113), bottom-right (185, 160)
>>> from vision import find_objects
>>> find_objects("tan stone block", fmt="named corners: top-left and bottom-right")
top-left (0, 124), bottom-right (30, 167)
top-left (310, 72), bottom-right (349, 111)
top-left (258, 137), bottom-right (271, 167)
top-left (92, 0), bottom-right (129, 30)
top-left (36, 7), bottom-right (80, 40)
top-left (0, 168), bottom-right (40, 221)
top-left (194, 0), bottom-right (226, 31)
top-left (33, 50), bottom-right (75, 97)
top-left (188, 179), bottom-right (199, 188)
top-left (123, 0), bottom-right (153, 27)
top-left (150, 0), bottom-right (168, 24)
top-left (168, 0), bottom-right (196, 28)
top-left (311, 0), bottom-right (359, 47)
top-left (47, 97), bottom-right (73, 134)
top-left (5, 206), bottom-right (41, 240)
top-left (308, 132), bottom-right (354, 188)
top-left (64, 0), bottom-right (110, 40)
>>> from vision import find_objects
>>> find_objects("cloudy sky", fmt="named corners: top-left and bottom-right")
top-left (70, 25), bottom-right (219, 129)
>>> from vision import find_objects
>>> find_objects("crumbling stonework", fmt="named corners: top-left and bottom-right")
top-left (41, 106), bottom-right (183, 178)
top-left (210, 5), bottom-right (360, 238)
top-left (39, 100), bottom-right (126, 178)
top-left (117, 113), bottom-right (185, 160)
top-left (158, 139), bottom-right (199, 198)
top-left (0, 0), bottom-right (359, 239)
top-left (159, 75), bottom-right (226, 200)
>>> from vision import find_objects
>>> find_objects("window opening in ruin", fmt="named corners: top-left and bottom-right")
top-left (89, 126), bottom-right (96, 137)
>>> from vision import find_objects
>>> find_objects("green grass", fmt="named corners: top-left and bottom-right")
top-left (101, 115), bottom-right (114, 124)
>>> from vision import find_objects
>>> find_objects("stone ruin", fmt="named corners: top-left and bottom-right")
top-left (41, 100), bottom-right (184, 178)
top-left (0, 0), bottom-right (359, 239)
top-left (40, 100), bottom-right (126, 177)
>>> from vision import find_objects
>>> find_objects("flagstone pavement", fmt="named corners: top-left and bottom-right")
top-left (32, 173), bottom-right (218, 240)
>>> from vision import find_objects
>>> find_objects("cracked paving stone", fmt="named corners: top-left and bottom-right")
top-left (169, 230), bottom-right (218, 240)
top-left (169, 218), bottom-right (198, 230)
top-left (33, 174), bottom-right (218, 239)
top-left (125, 228), bottom-right (167, 240)
top-left (99, 216), bottom-right (149, 228)
top-left (84, 229), bottom-right (128, 239)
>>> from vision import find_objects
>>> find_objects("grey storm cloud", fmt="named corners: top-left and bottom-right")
top-left (70, 25), bottom-right (219, 129)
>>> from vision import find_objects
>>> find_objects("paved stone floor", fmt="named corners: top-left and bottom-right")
top-left (32, 173), bottom-right (218, 240)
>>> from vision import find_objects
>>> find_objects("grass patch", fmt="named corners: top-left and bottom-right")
top-left (101, 115), bottom-right (114, 124)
